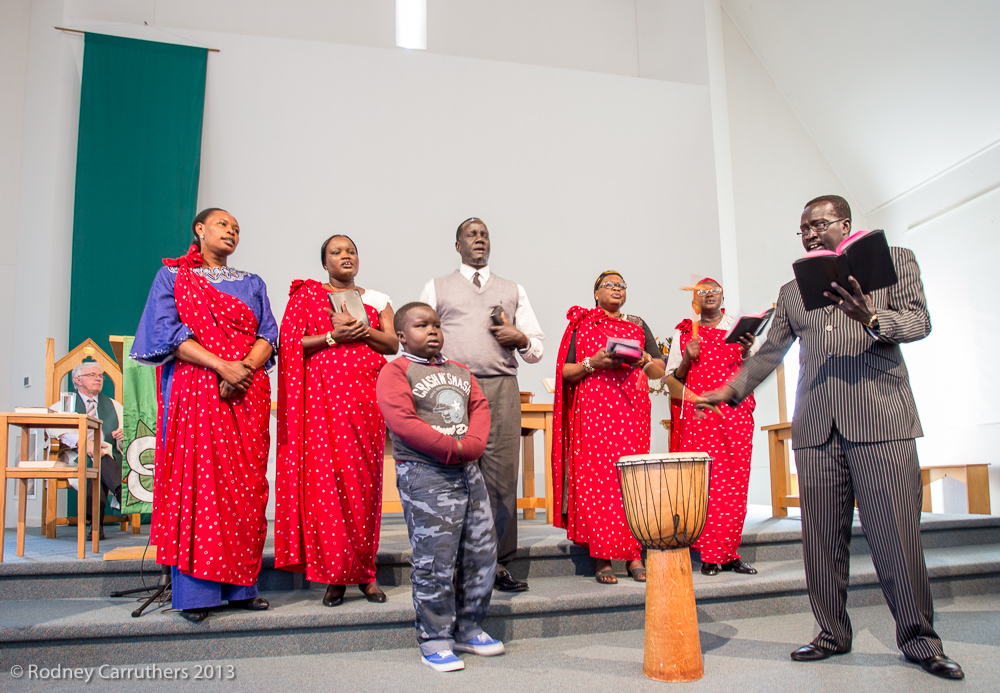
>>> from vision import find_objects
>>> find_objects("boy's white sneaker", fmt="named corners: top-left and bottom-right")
top-left (453, 632), bottom-right (506, 656)
top-left (421, 650), bottom-right (465, 672)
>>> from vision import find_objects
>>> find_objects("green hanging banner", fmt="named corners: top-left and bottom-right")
top-left (69, 33), bottom-right (208, 357)
top-left (66, 33), bottom-right (208, 518)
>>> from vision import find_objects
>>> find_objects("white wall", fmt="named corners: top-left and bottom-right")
top-left (903, 187), bottom-right (1000, 505)
top-left (0, 0), bottom-right (32, 416)
top-left (720, 0), bottom-right (1000, 512)
top-left (6, 1), bottom-right (722, 525)
top-left (8, 1), bottom-right (995, 526)
top-left (719, 10), bottom-right (868, 505)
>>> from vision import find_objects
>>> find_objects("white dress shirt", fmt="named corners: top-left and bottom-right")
top-left (420, 264), bottom-right (545, 363)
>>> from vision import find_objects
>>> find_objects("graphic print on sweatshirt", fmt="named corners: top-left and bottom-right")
top-left (409, 365), bottom-right (473, 437)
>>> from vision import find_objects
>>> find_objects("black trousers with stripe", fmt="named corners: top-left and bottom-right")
top-left (795, 427), bottom-right (942, 659)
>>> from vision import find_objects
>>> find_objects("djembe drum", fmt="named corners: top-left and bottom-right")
top-left (615, 452), bottom-right (712, 683)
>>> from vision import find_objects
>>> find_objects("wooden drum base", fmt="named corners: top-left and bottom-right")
top-left (643, 548), bottom-right (704, 682)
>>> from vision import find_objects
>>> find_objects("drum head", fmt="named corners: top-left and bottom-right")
top-left (616, 452), bottom-right (712, 466)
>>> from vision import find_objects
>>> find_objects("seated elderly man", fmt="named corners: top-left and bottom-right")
top-left (50, 362), bottom-right (124, 540)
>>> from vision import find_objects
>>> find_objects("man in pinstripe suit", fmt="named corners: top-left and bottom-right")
top-left (700, 195), bottom-right (963, 680)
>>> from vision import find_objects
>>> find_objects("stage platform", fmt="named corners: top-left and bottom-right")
top-left (1, 506), bottom-right (998, 670)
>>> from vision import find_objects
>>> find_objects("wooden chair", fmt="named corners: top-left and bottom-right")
top-left (41, 337), bottom-right (141, 537)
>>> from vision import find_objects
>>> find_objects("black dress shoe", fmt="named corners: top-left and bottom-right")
top-left (181, 609), bottom-right (209, 622)
top-left (86, 524), bottom-right (107, 541)
top-left (721, 558), bottom-right (757, 575)
top-left (230, 597), bottom-right (269, 611)
top-left (359, 582), bottom-right (387, 603)
top-left (700, 562), bottom-right (722, 576)
top-left (323, 585), bottom-right (345, 607)
top-left (494, 570), bottom-right (529, 592)
top-left (790, 643), bottom-right (851, 661)
top-left (907, 654), bottom-right (964, 680)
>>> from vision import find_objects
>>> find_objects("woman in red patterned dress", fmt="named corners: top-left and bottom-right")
top-left (552, 271), bottom-right (666, 584)
top-left (666, 278), bottom-right (758, 576)
top-left (276, 235), bottom-right (398, 607)
top-left (131, 208), bottom-right (278, 622)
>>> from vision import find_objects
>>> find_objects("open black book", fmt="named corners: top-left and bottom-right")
top-left (792, 229), bottom-right (898, 311)
top-left (724, 308), bottom-right (774, 344)
top-left (328, 289), bottom-right (370, 327)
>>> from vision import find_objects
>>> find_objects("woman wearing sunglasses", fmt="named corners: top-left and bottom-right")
top-left (664, 278), bottom-right (759, 577)
top-left (551, 270), bottom-right (665, 584)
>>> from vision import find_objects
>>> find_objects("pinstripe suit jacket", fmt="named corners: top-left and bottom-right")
top-left (729, 247), bottom-right (931, 449)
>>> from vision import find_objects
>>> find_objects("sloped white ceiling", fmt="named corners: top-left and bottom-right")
top-left (722, 0), bottom-right (1000, 215)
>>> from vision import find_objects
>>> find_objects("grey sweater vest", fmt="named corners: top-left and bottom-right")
top-left (434, 270), bottom-right (520, 377)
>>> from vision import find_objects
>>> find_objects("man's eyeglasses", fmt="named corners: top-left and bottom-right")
top-left (599, 281), bottom-right (627, 290)
top-left (696, 288), bottom-right (722, 296)
top-left (797, 218), bottom-right (848, 235)
top-left (77, 373), bottom-right (105, 380)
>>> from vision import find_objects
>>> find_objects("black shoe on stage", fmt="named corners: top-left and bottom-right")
top-left (906, 654), bottom-right (964, 680)
top-left (230, 597), bottom-right (269, 611)
top-left (323, 585), bottom-right (345, 607)
top-left (700, 562), bottom-right (722, 576)
top-left (790, 642), bottom-right (851, 661)
top-left (494, 570), bottom-right (529, 592)
top-left (359, 582), bottom-right (387, 603)
top-left (721, 558), bottom-right (757, 575)
top-left (181, 609), bottom-right (209, 623)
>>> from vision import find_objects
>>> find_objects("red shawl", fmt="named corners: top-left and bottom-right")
top-left (152, 246), bottom-right (270, 586)
top-left (275, 279), bottom-right (387, 584)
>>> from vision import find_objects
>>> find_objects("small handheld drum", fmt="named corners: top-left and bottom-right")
top-left (615, 452), bottom-right (713, 683)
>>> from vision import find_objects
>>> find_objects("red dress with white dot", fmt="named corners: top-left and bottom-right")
top-left (152, 253), bottom-right (271, 587)
top-left (552, 306), bottom-right (648, 562)
top-left (275, 279), bottom-right (387, 585)
top-left (670, 319), bottom-right (755, 565)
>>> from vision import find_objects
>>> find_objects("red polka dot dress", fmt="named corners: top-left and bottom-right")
top-left (669, 317), bottom-right (755, 565)
top-left (275, 279), bottom-right (387, 585)
top-left (135, 245), bottom-right (274, 590)
top-left (552, 306), bottom-right (649, 562)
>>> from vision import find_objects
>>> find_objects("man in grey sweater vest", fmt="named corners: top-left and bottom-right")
top-left (420, 217), bottom-right (545, 592)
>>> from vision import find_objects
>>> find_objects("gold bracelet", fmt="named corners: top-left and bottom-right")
top-left (582, 357), bottom-right (595, 373)
top-left (866, 313), bottom-right (879, 329)
top-left (325, 331), bottom-right (337, 347)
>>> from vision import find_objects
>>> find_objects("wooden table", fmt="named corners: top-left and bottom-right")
top-left (762, 420), bottom-right (992, 516)
top-left (761, 421), bottom-right (797, 517)
top-left (920, 464), bottom-right (992, 515)
top-left (1, 412), bottom-right (103, 560)
top-left (520, 403), bottom-right (553, 522)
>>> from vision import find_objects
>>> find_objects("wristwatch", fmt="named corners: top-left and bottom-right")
top-left (866, 313), bottom-right (879, 330)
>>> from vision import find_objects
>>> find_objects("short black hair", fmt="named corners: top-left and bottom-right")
top-left (456, 217), bottom-right (484, 241)
top-left (320, 234), bottom-right (358, 267)
top-left (804, 195), bottom-right (851, 221)
top-left (394, 301), bottom-right (433, 333)
top-left (191, 208), bottom-right (227, 249)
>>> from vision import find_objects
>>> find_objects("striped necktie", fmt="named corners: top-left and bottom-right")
top-left (85, 397), bottom-right (98, 444)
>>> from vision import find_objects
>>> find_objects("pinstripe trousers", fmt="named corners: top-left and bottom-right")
top-left (795, 427), bottom-right (942, 659)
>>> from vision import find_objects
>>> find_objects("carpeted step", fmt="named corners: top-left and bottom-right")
top-left (1, 541), bottom-right (997, 670)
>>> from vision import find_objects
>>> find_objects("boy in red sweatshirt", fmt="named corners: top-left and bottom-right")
top-left (376, 302), bottom-right (502, 672)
